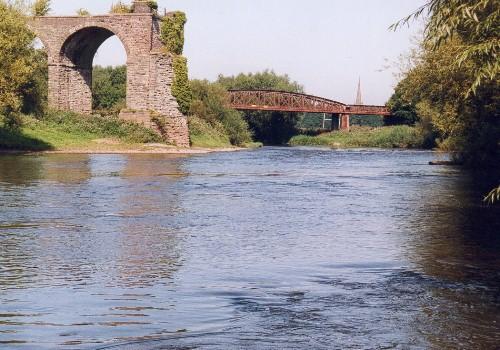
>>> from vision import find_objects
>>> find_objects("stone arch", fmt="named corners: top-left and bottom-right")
top-left (27, 1), bottom-right (190, 147)
top-left (60, 26), bottom-right (130, 66)
top-left (58, 26), bottom-right (129, 114)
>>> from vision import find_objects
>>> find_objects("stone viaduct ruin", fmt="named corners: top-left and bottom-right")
top-left (28, 1), bottom-right (189, 147)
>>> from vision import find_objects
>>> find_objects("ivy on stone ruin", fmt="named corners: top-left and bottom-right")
top-left (160, 11), bottom-right (191, 115)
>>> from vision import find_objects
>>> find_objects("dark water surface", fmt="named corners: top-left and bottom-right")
top-left (0, 148), bottom-right (499, 349)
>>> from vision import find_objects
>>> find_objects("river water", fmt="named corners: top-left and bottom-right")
top-left (0, 148), bottom-right (499, 349)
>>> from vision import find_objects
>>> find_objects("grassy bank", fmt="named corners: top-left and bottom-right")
top-left (188, 116), bottom-right (263, 149)
top-left (0, 112), bottom-right (167, 152)
top-left (188, 116), bottom-right (231, 148)
top-left (0, 112), bottom-right (259, 153)
top-left (289, 126), bottom-right (426, 149)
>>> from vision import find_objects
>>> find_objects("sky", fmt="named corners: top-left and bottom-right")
top-left (49, 0), bottom-right (426, 105)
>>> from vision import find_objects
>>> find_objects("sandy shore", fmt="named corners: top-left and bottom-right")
top-left (0, 143), bottom-right (246, 155)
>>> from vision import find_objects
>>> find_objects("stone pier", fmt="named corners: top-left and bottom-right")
top-left (28, 1), bottom-right (189, 147)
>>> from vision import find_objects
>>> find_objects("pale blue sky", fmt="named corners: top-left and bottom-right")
top-left (49, 0), bottom-right (425, 105)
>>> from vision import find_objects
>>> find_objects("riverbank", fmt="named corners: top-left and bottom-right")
top-left (0, 113), bottom-right (258, 154)
top-left (289, 125), bottom-right (427, 149)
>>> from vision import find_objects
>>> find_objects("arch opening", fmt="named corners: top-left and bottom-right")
top-left (92, 36), bottom-right (127, 113)
top-left (21, 37), bottom-right (48, 116)
top-left (59, 27), bottom-right (128, 114)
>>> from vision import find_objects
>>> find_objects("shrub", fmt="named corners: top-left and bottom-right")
top-left (110, 2), bottom-right (132, 14)
top-left (76, 8), bottom-right (90, 16)
top-left (289, 126), bottom-right (426, 149)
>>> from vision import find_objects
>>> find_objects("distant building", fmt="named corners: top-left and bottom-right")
top-left (355, 78), bottom-right (363, 105)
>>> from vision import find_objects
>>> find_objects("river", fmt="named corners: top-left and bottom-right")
top-left (0, 148), bottom-right (499, 349)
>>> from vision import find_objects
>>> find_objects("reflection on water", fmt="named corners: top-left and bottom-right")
top-left (0, 149), bottom-right (499, 349)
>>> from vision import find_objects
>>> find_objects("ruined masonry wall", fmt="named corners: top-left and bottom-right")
top-left (148, 53), bottom-right (189, 147)
top-left (28, 11), bottom-right (190, 147)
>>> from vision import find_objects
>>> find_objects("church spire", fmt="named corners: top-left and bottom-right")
top-left (355, 77), bottom-right (363, 105)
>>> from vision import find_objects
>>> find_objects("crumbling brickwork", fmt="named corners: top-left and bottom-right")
top-left (28, 1), bottom-right (189, 147)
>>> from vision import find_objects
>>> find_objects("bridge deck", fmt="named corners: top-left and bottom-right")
top-left (228, 90), bottom-right (390, 116)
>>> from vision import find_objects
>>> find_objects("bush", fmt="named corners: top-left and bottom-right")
top-left (289, 126), bottom-right (427, 149)
top-left (76, 8), bottom-right (90, 16)
top-left (110, 2), bottom-right (132, 14)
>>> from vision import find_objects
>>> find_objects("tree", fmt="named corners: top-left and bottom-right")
top-left (0, 1), bottom-right (36, 127)
top-left (393, 0), bottom-right (500, 201)
top-left (386, 84), bottom-right (419, 126)
top-left (392, 0), bottom-right (499, 96)
top-left (217, 70), bottom-right (303, 93)
top-left (21, 48), bottom-right (47, 116)
top-left (92, 65), bottom-right (127, 112)
top-left (189, 79), bottom-right (251, 146)
top-left (217, 70), bottom-right (304, 144)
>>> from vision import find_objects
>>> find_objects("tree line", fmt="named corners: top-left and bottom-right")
top-left (389, 0), bottom-right (499, 202)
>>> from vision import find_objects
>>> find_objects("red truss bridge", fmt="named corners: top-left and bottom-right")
top-left (228, 90), bottom-right (391, 130)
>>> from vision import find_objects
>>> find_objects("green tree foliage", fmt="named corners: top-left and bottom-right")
top-left (92, 65), bottom-right (127, 112)
top-left (76, 8), bottom-right (90, 16)
top-left (218, 70), bottom-right (303, 93)
top-left (297, 113), bottom-right (327, 129)
top-left (172, 56), bottom-right (192, 115)
top-left (218, 71), bottom-right (304, 144)
top-left (0, 1), bottom-right (36, 127)
top-left (386, 86), bottom-right (419, 126)
top-left (189, 79), bottom-right (251, 146)
top-left (392, 0), bottom-right (499, 96)
top-left (31, 0), bottom-right (50, 16)
top-left (394, 0), bottom-right (499, 201)
top-left (21, 48), bottom-right (47, 116)
top-left (394, 39), bottom-right (499, 165)
top-left (352, 115), bottom-right (385, 127)
top-left (161, 11), bottom-right (186, 55)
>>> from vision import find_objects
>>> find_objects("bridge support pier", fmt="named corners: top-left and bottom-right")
top-left (330, 114), bottom-right (340, 131)
top-left (28, 10), bottom-right (190, 148)
top-left (340, 114), bottom-right (350, 131)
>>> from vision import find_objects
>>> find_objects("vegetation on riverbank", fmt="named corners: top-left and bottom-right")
top-left (390, 0), bottom-right (499, 201)
top-left (0, 111), bottom-right (162, 151)
top-left (289, 126), bottom-right (425, 149)
top-left (218, 71), bottom-right (304, 145)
